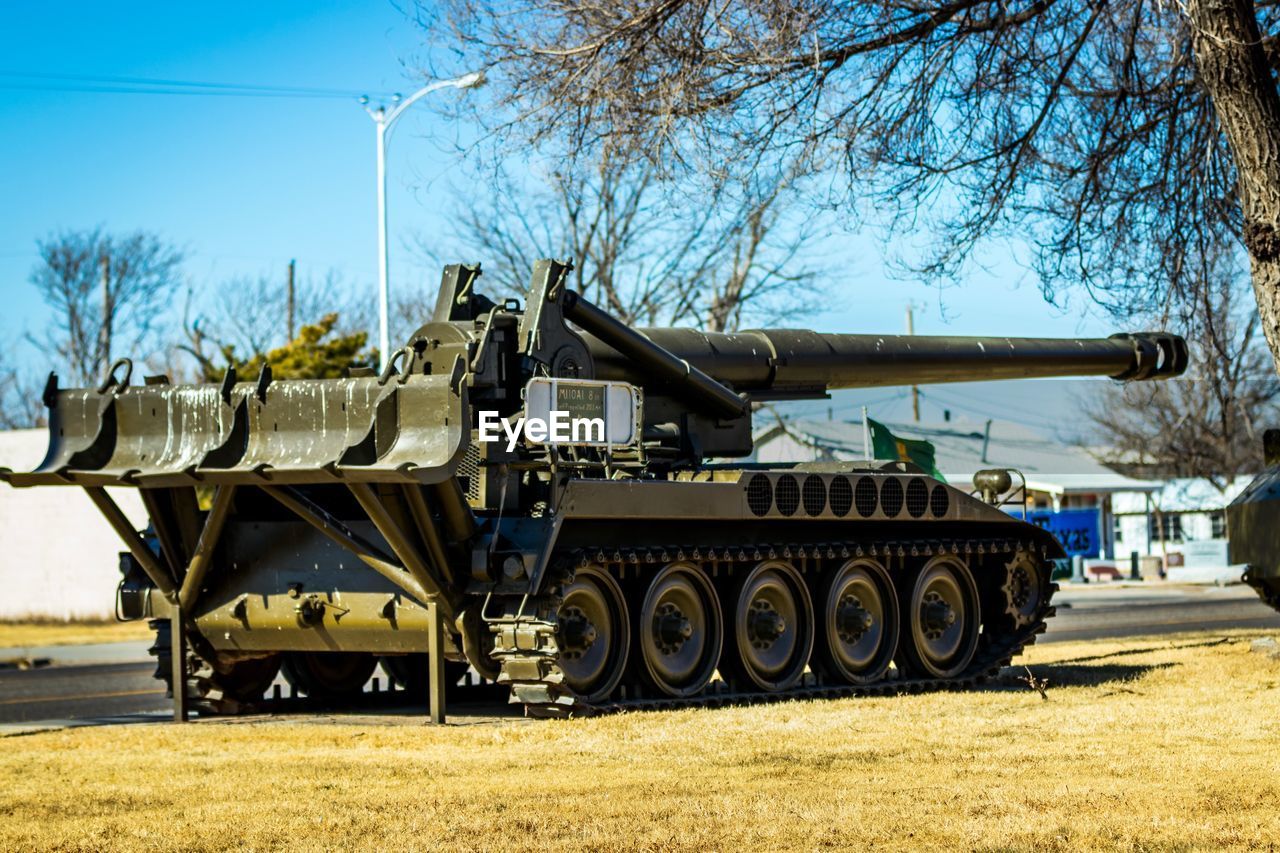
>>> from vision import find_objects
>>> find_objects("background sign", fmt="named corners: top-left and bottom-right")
top-left (1025, 508), bottom-right (1102, 558)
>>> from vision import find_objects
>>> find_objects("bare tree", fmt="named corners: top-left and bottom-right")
top-left (180, 267), bottom-right (376, 379)
top-left (1088, 278), bottom-right (1280, 489)
top-left (434, 0), bottom-right (1280, 372)
top-left (389, 279), bottom-right (445, 347)
top-left (29, 228), bottom-right (184, 386)
top-left (0, 351), bottom-right (42, 430)
top-left (417, 150), bottom-right (825, 331)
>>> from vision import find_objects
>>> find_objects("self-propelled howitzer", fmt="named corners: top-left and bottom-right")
top-left (2, 260), bottom-right (1188, 717)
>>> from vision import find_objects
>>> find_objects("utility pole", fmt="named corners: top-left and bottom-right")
top-left (862, 406), bottom-right (872, 459)
top-left (906, 302), bottom-right (920, 422)
top-left (286, 259), bottom-right (296, 341)
top-left (100, 254), bottom-right (112, 369)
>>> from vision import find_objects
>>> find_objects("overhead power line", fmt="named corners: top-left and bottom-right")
top-left (0, 70), bottom-right (397, 100)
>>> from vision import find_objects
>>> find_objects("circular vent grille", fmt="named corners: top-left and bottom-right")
top-left (905, 478), bottom-right (929, 518)
top-left (880, 478), bottom-right (904, 517)
top-left (930, 484), bottom-right (950, 518)
top-left (775, 474), bottom-right (800, 517)
top-left (746, 474), bottom-right (773, 517)
top-left (802, 475), bottom-right (826, 516)
top-left (829, 476), bottom-right (853, 517)
top-left (854, 476), bottom-right (878, 518)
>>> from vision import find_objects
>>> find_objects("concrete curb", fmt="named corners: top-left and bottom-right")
top-left (1056, 580), bottom-right (1244, 591)
top-left (0, 711), bottom-right (171, 738)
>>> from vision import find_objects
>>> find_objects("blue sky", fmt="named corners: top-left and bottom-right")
top-left (0, 1), bottom-right (1120, 391)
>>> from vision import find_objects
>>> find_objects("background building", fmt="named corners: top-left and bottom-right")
top-left (1113, 478), bottom-right (1253, 583)
top-left (0, 430), bottom-right (145, 619)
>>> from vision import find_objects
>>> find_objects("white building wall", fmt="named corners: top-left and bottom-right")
top-left (0, 430), bottom-right (147, 619)
top-left (752, 432), bottom-right (822, 464)
top-left (1181, 513), bottom-right (1214, 541)
top-left (1118, 515), bottom-right (1152, 556)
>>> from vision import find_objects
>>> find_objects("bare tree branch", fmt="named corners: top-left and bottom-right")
top-left (417, 150), bottom-right (827, 331)
top-left (1088, 268), bottom-right (1280, 488)
top-left (0, 350), bottom-right (43, 430)
top-left (429, 0), bottom-right (1280, 372)
top-left (28, 228), bottom-right (185, 386)
top-left (180, 267), bottom-right (376, 378)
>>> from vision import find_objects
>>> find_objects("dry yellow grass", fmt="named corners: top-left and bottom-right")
top-left (2, 629), bottom-right (1279, 851)
top-left (0, 619), bottom-right (152, 649)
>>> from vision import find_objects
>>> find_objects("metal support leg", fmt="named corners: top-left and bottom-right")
top-left (84, 486), bottom-right (177, 599)
top-left (427, 599), bottom-right (445, 725)
top-left (171, 605), bottom-right (189, 723)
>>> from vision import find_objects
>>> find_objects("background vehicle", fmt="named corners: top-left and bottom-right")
top-left (1228, 430), bottom-right (1280, 613)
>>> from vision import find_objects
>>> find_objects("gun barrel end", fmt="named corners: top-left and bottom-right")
top-left (1108, 332), bottom-right (1189, 381)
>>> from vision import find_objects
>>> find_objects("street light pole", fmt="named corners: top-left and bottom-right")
top-left (362, 71), bottom-right (485, 369)
top-left (373, 113), bottom-right (390, 368)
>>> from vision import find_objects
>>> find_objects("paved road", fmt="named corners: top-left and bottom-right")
top-left (0, 661), bottom-right (169, 724)
top-left (1044, 583), bottom-right (1279, 643)
top-left (1, 584), bottom-right (1276, 726)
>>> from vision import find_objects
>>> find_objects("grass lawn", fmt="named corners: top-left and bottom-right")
top-left (0, 619), bottom-right (152, 649)
top-left (2, 629), bottom-right (1278, 850)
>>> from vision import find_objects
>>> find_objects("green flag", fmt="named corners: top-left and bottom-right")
top-left (866, 417), bottom-right (946, 482)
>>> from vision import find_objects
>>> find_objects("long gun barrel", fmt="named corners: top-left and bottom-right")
top-left (584, 326), bottom-right (1188, 400)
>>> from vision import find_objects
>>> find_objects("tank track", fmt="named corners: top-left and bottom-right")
top-left (490, 535), bottom-right (1057, 717)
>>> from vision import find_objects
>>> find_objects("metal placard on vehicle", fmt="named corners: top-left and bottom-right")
top-left (523, 378), bottom-right (640, 447)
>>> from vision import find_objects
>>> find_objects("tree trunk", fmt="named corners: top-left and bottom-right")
top-left (1187, 0), bottom-right (1280, 375)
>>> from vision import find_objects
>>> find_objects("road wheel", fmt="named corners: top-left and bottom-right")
top-left (636, 562), bottom-right (722, 697)
top-left (724, 560), bottom-right (814, 691)
top-left (210, 655), bottom-right (282, 701)
top-left (281, 652), bottom-right (377, 702)
top-left (1001, 552), bottom-right (1047, 628)
top-left (149, 618), bottom-right (280, 714)
top-left (897, 556), bottom-right (980, 679)
top-left (557, 565), bottom-right (630, 703)
top-left (378, 655), bottom-right (471, 697)
top-left (814, 558), bottom-right (898, 685)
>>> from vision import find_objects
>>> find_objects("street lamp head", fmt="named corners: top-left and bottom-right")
top-left (455, 70), bottom-right (487, 90)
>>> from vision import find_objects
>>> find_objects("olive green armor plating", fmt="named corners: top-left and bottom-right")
top-left (2, 260), bottom-right (1188, 714)
top-left (1227, 430), bottom-right (1280, 613)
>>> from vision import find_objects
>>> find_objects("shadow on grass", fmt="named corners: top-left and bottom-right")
top-left (987, 660), bottom-right (1176, 693)
top-left (1046, 636), bottom-right (1233, 667)
top-left (1037, 660), bottom-right (1174, 688)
